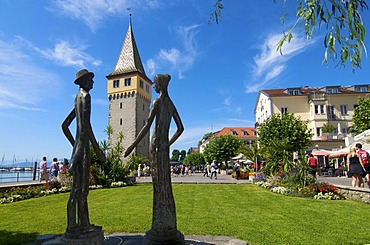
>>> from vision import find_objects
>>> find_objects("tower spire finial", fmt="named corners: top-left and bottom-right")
top-left (127, 8), bottom-right (132, 25)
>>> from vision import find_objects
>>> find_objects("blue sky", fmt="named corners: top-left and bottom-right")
top-left (1, 0), bottom-right (369, 163)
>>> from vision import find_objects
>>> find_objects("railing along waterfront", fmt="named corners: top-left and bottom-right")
top-left (0, 162), bottom-right (40, 183)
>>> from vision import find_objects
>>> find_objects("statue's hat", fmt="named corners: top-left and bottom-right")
top-left (74, 69), bottom-right (94, 84)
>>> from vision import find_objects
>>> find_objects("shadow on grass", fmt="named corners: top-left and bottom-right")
top-left (108, 234), bottom-right (234, 245)
top-left (0, 229), bottom-right (39, 245)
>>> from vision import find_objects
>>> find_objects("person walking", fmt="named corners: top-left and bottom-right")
top-left (356, 143), bottom-right (370, 187)
top-left (203, 163), bottom-right (210, 177)
top-left (347, 146), bottom-right (366, 188)
top-left (234, 161), bottom-right (241, 180)
top-left (39, 156), bottom-right (49, 182)
top-left (49, 158), bottom-right (59, 180)
top-left (308, 154), bottom-right (318, 178)
top-left (210, 160), bottom-right (217, 179)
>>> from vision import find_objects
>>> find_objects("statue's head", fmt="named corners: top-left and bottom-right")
top-left (154, 74), bottom-right (171, 93)
top-left (74, 69), bottom-right (94, 90)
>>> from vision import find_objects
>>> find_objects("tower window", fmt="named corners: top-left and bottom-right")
top-left (139, 80), bottom-right (144, 89)
top-left (143, 104), bottom-right (145, 111)
top-left (113, 80), bottom-right (120, 88)
top-left (120, 102), bottom-right (123, 109)
top-left (146, 84), bottom-right (150, 93)
top-left (120, 118), bottom-right (123, 125)
top-left (124, 78), bottom-right (131, 86)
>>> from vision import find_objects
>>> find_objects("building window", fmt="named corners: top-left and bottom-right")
top-left (356, 87), bottom-right (368, 92)
top-left (242, 130), bottom-right (249, 136)
top-left (340, 105), bottom-right (348, 115)
top-left (232, 130), bottom-right (238, 135)
top-left (120, 118), bottom-right (123, 125)
top-left (139, 80), bottom-right (144, 89)
top-left (316, 127), bottom-right (322, 137)
top-left (281, 107), bottom-right (288, 114)
top-left (124, 78), bottom-right (131, 86)
top-left (289, 90), bottom-right (300, 95)
top-left (327, 88), bottom-right (339, 94)
top-left (113, 79), bottom-right (120, 88)
top-left (120, 102), bottom-right (122, 109)
top-left (145, 84), bottom-right (150, 93)
top-left (315, 105), bottom-right (325, 114)
top-left (327, 105), bottom-right (335, 119)
top-left (143, 104), bottom-right (145, 111)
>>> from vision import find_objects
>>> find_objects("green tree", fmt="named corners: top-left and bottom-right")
top-left (322, 123), bottom-right (336, 134)
top-left (352, 97), bottom-right (370, 132)
top-left (257, 113), bottom-right (313, 174)
top-left (203, 135), bottom-right (244, 163)
top-left (125, 154), bottom-right (149, 172)
top-left (171, 149), bottom-right (180, 161)
top-left (91, 127), bottom-right (127, 186)
top-left (239, 142), bottom-right (261, 163)
top-left (183, 153), bottom-right (206, 166)
top-left (210, 0), bottom-right (368, 69)
top-left (198, 132), bottom-right (214, 148)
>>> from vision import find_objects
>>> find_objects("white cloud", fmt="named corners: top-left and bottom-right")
top-left (224, 96), bottom-right (231, 106)
top-left (50, 0), bottom-right (161, 32)
top-left (146, 24), bottom-right (201, 79)
top-left (245, 32), bottom-right (315, 93)
top-left (0, 39), bottom-right (61, 110)
top-left (17, 37), bottom-right (101, 69)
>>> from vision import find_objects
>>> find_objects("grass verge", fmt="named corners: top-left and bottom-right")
top-left (0, 184), bottom-right (369, 245)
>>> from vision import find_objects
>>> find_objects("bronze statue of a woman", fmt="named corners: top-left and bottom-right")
top-left (125, 74), bottom-right (185, 245)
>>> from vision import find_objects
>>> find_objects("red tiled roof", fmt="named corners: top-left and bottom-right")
top-left (214, 127), bottom-right (256, 140)
top-left (261, 86), bottom-right (369, 97)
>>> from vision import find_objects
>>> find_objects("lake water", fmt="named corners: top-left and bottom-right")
top-left (0, 171), bottom-right (39, 183)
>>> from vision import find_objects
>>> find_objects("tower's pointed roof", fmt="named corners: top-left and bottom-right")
top-left (108, 18), bottom-right (146, 77)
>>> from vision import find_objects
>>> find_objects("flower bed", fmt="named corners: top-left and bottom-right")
top-left (255, 173), bottom-right (345, 200)
top-left (0, 180), bottom-right (133, 204)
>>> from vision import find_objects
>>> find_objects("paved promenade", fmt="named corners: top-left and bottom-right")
top-left (136, 172), bottom-right (355, 187)
top-left (0, 172), bottom-right (358, 189)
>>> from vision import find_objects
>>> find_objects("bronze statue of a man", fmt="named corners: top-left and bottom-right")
top-left (62, 69), bottom-right (106, 238)
top-left (125, 74), bottom-right (185, 244)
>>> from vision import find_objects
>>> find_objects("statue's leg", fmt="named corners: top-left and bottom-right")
top-left (79, 150), bottom-right (91, 231)
top-left (67, 184), bottom-right (78, 233)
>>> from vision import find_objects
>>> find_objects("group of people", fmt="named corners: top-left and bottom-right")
top-left (347, 143), bottom-right (370, 188)
top-left (39, 156), bottom-right (67, 182)
top-left (171, 164), bottom-right (196, 177)
top-left (137, 163), bottom-right (150, 178)
top-left (203, 160), bottom-right (219, 179)
top-left (308, 143), bottom-right (370, 188)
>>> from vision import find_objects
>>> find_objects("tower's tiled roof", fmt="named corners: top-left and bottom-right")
top-left (108, 21), bottom-right (146, 77)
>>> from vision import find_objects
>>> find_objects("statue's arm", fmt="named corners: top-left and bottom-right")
top-left (62, 109), bottom-right (76, 146)
top-left (169, 107), bottom-right (184, 146)
top-left (124, 101), bottom-right (157, 157)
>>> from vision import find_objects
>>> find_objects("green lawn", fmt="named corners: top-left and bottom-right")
top-left (1, 184), bottom-right (369, 245)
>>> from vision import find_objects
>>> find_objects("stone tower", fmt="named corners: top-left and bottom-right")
top-left (106, 18), bottom-right (152, 159)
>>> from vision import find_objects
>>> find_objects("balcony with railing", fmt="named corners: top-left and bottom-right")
top-left (308, 93), bottom-right (327, 101)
